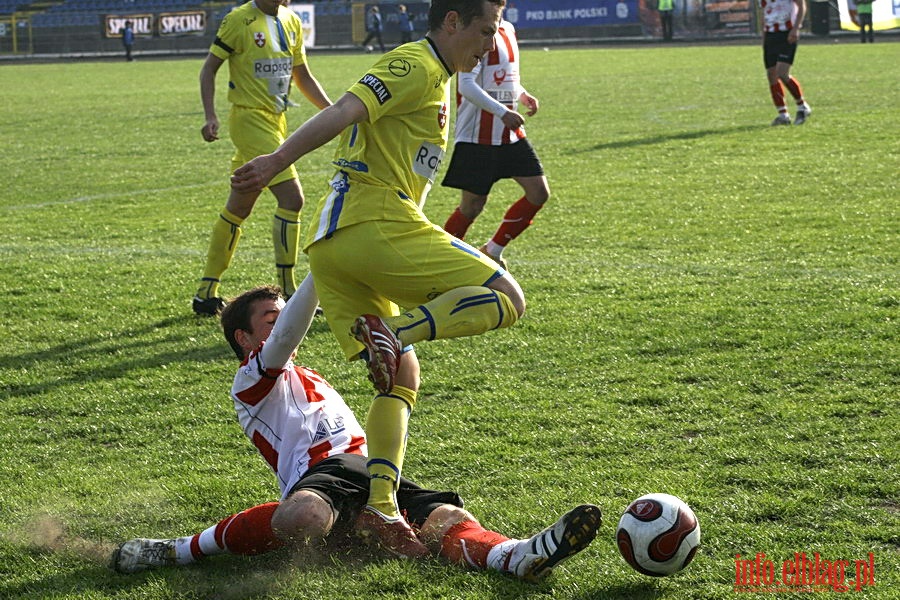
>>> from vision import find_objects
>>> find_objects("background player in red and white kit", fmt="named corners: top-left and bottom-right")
top-left (759, 0), bottom-right (812, 125)
top-left (441, 18), bottom-right (549, 269)
top-left (110, 277), bottom-right (601, 581)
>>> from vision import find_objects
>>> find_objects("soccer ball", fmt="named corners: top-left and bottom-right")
top-left (616, 493), bottom-right (700, 576)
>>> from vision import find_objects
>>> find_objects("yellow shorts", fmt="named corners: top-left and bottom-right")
top-left (229, 105), bottom-right (297, 187)
top-left (308, 219), bottom-right (503, 360)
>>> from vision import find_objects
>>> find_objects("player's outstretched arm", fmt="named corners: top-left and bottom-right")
top-left (231, 92), bottom-right (368, 193)
top-left (261, 273), bottom-right (318, 369)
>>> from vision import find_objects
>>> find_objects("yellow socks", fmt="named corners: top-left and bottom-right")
top-left (197, 208), bottom-right (243, 299)
top-left (365, 385), bottom-right (416, 518)
top-left (273, 207), bottom-right (301, 297)
top-left (387, 286), bottom-right (519, 346)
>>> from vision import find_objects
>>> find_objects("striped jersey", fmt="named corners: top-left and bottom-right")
top-left (454, 20), bottom-right (525, 146)
top-left (210, 1), bottom-right (308, 113)
top-left (231, 342), bottom-right (367, 500)
top-left (760, 0), bottom-right (799, 32)
top-left (304, 37), bottom-right (452, 248)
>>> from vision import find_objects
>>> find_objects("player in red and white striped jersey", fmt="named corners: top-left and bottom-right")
top-left (759, 0), bottom-right (812, 125)
top-left (441, 19), bottom-right (549, 268)
top-left (111, 275), bottom-right (601, 580)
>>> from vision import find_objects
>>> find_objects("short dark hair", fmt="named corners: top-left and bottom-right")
top-left (220, 285), bottom-right (283, 360)
top-left (428, 0), bottom-right (505, 32)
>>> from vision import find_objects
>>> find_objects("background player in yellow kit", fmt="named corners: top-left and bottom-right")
top-left (231, 0), bottom-right (524, 561)
top-left (193, 0), bottom-right (332, 316)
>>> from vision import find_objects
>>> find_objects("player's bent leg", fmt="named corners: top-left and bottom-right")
top-left (420, 505), bottom-right (512, 567)
top-left (515, 175), bottom-right (550, 207)
top-left (418, 505), bottom-right (477, 550)
top-left (488, 273), bottom-right (526, 318)
top-left (459, 191), bottom-right (489, 220)
top-left (271, 490), bottom-right (335, 542)
top-left (386, 285), bottom-right (521, 346)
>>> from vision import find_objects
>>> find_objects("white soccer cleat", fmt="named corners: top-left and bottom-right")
top-left (110, 538), bottom-right (176, 574)
top-left (505, 504), bottom-right (602, 582)
top-left (794, 106), bottom-right (811, 125)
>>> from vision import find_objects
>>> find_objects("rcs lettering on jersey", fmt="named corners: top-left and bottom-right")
top-left (413, 141), bottom-right (444, 183)
top-left (359, 74), bottom-right (392, 105)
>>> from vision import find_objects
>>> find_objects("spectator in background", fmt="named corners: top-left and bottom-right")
top-left (855, 0), bottom-right (875, 43)
top-left (657, 0), bottom-right (674, 41)
top-left (121, 20), bottom-right (134, 61)
top-left (398, 4), bottom-right (415, 44)
top-left (362, 5), bottom-right (385, 53)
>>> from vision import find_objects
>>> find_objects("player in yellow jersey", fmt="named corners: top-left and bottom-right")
top-left (193, 0), bottom-right (332, 316)
top-left (231, 0), bottom-right (520, 559)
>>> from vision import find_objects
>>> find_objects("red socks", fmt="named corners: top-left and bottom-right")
top-left (189, 502), bottom-right (282, 560)
top-left (444, 208), bottom-right (474, 239)
top-left (440, 520), bottom-right (510, 569)
top-left (492, 196), bottom-right (541, 246)
top-left (769, 82), bottom-right (787, 112)
top-left (784, 76), bottom-right (804, 102)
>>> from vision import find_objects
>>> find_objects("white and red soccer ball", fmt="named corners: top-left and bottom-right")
top-left (616, 493), bottom-right (701, 576)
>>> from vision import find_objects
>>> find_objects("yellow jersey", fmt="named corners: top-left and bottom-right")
top-left (304, 38), bottom-right (452, 247)
top-left (210, 1), bottom-right (308, 113)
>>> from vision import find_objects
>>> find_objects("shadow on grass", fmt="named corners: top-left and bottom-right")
top-left (0, 536), bottom-right (669, 600)
top-left (569, 125), bottom-right (761, 152)
top-left (1, 315), bottom-right (225, 399)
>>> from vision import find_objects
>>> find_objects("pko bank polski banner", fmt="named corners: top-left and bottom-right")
top-left (289, 4), bottom-right (316, 48)
top-left (505, 0), bottom-right (640, 28)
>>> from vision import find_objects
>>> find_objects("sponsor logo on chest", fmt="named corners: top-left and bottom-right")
top-left (254, 58), bottom-right (293, 78)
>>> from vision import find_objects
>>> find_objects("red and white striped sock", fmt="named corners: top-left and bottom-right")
top-left (173, 502), bottom-right (282, 564)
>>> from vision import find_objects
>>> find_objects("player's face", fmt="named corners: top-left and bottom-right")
top-left (256, 0), bottom-right (284, 16)
top-left (243, 298), bottom-right (285, 351)
top-left (450, 3), bottom-right (502, 73)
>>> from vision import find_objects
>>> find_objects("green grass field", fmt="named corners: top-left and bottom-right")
top-left (1, 42), bottom-right (897, 599)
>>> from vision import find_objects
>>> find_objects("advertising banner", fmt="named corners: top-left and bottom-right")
top-left (104, 11), bottom-right (205, 38)
top-left (158, 11), bottom-right (207, 37)
top-left (289, 3), bottom-right (316, 48)
top-left (839, 0), bottom-right (900, 30)
top-left (703, 0), bottom-right (753, 34)
top-left (105, 14), bottom-right (153, 38)
top-left (505, 0), bottom-right (640, 28)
